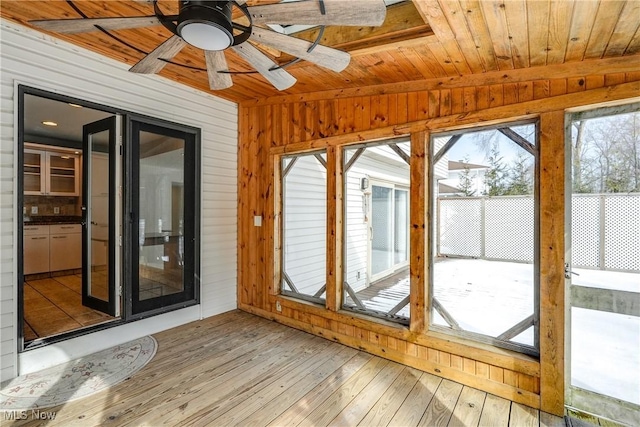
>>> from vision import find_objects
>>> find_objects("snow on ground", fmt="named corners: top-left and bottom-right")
top-left (357, 258), bottom-right (640, 405)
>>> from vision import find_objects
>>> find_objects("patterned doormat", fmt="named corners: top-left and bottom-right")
top-left (0, 336), bottom-right (157, 410)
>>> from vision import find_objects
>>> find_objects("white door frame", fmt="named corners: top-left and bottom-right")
top-left (367, 179), bottom-right (409, 283)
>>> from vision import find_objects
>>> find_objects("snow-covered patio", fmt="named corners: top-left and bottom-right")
top-left (353, 258), bottom-right (640, 405)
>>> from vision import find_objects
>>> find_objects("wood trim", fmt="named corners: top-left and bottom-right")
top-left (241, 55), bottom-right (640, 106)
top-left (249, 294), bottom-right (540, 376)
top-left (239, 302), bottom-right (541, 409)
top-left (270, 152), bottom-right (281, 297)
top-left (238, 106), bottom-right (251, 305)
top-left (539, 110), bottom-right (566, 416)
top-left (326, 146), bottom-right (343, 312)
top-left (409, 131), bottom-right (427, 333)
top-left (269, 81), bottom-right (640, 155)
top-left (238, 76), bottom-right (639, 417)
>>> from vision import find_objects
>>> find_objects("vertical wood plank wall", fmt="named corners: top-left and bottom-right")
top-left (237, 72), bottom-right (640, 415)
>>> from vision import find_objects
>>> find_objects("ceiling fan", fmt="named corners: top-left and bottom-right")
top-left (29, 0), bottom-right (387, 91)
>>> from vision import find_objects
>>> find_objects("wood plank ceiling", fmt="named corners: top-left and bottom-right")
top-left (1, 0), bottom-right (639, 104)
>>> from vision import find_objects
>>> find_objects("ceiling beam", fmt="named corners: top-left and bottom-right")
top-left (240, 55), bottom-right (640, 106)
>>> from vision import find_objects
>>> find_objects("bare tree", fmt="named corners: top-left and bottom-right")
top-left (572, 111), bottom-right (640, 193)
top-left (572, 120), bottom-right (590, 193)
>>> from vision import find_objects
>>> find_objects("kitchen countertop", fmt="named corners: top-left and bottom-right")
top-left (24, 216), bottom-right (83, 225)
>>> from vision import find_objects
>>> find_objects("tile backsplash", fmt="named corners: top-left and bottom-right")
top-left (24, 195), bottom-right (81, 217)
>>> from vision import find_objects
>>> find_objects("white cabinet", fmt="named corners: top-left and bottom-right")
top-left (90, 153), bottom-right (109, 268)
top-left (24, 144), bottom-right (80, 196)
top-left (23, 150), bottom-right (45, 194)
top-left (50, 224), bottom-right (82, 271)
top-left (23, 225), bottom-right (50, 274)
top-left (23, 224), bottom-right (82, 274)
top-left (91, 153), bottom-right (109, 196)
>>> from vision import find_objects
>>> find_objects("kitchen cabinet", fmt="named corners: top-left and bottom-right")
top-left (24, 144), bottom-right (80, 196)
top-left (50, 224), bottom-right (82, 271)
top-left (23, 151), bottom-right (45, 194)
top-left (23, 225), bottom-right (49, 274)
top-left (23, 224), bottom-right (82, 274)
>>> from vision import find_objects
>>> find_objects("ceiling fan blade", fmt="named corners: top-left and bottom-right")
top-left (205, 50), bottom-right (233, 90)
top-left (250, 27), bottom-right (350, 72)
top-left (232, 43), bottom-right (296, 91)
top-left (130, 35), bottom-right (187, 74)
top-left (247, 0), bottom-right (386, 26)
top-left (30, 16), bottom-right (162, 34)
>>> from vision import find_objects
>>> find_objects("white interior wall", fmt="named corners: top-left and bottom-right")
top-left (0, 19), bottom-right (238, 382)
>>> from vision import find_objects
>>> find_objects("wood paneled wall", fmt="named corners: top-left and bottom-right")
top-left (237, 70), bottom-right (640, 415)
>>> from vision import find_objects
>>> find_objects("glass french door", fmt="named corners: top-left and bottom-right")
top-left (128, 117), bottom-right (199, 316)
top-left (82, 116), bottom-right (121, 317)
top-left (369, 182), bottom-right (409, 281)
top-left (566, 106), bottom-right (640, 425)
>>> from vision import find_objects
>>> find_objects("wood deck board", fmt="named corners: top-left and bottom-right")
top-left (357, 366), bottom-right (423, 426)
top-left (419, 378), bottom-right (464, 427)
top-left (449, 386), bottom-right (487, 427)
top-left (479, 393), bottom-right (512, 427)
top-left (389, 371), bottom-right (443, 426)
top-left (9, 310), bottom-right (567, 427)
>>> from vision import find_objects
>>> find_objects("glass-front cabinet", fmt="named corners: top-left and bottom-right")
top-left (24, 144), bottom-right (80, 196)
top-left (23, 149), bottom-right (44, 194)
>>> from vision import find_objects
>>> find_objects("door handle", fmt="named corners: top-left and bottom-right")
top-left (564, 263), bottom-right (579, 279)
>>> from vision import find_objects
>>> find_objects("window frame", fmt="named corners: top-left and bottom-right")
top-left (278, 149), bottom-right (329, 306)
top-left (427, 120), bottom-right (541, 357)
top-left (340, 138), bottom-right (412, 325)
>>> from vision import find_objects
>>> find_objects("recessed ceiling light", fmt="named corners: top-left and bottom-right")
top-left (68, 103), bottom-right (83, 108)
top-left (42, 121), bottom-right (58, 126)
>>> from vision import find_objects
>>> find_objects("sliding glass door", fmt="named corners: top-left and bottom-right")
top-left (370, 182), bottom-right (409, 281)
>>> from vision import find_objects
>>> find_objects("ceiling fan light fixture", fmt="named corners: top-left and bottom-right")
top-left (177, 1), bottom-right (234, 51)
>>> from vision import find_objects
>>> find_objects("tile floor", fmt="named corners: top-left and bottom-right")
top-left (23, 274), bottom-right (115, 342)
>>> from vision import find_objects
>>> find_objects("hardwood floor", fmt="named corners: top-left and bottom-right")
top-left (9, 310), bottom-right (568, 427)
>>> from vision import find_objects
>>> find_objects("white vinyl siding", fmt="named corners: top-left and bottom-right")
top-left (282, 154), bottom-right (327, 296)
top-left (433, 136), bottom-right (449, 180)
top-left (0, 19), bottom-right (237, 381)
top-left (345, 147), bottom-right (410, 292)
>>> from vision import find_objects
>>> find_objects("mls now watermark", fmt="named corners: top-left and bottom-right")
top-left (3, 409), bottom-right (57, 420)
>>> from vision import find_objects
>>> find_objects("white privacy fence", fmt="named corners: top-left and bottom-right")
top-left (438, 193), bottom-right (640, 272)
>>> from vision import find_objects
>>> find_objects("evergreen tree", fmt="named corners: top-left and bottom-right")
top-left (483, 142), bottom-right (507, 196)
top-left (504, 153), bottom-right (533, 195)
top-left (457, 156), bottom-right (476, 196)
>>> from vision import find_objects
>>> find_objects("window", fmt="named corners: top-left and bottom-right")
top-left (280, 151), bottom-right (327, 303)
top-left (342, 140), bottom-right (411, 324)
top-left (430, 123), bottom-right (539, 356)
